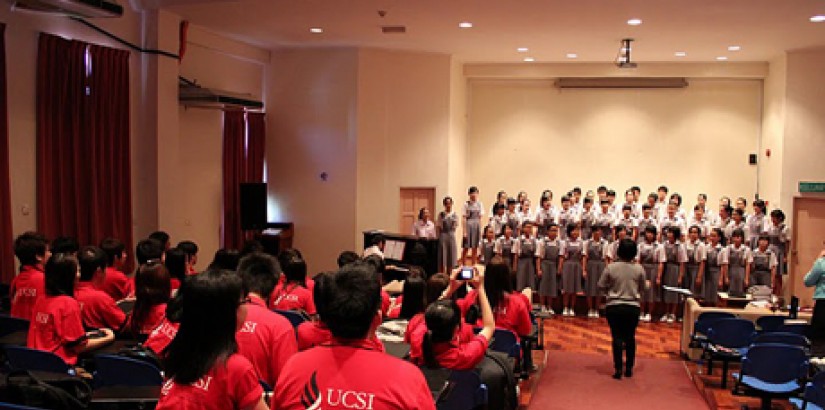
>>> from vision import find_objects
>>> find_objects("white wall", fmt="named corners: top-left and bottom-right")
top-left (759, 56), bottom-right (787, 209)
top-left (466, 78), bottom-right (762, 209)
top-left (447, 57), bottom-right (468, 240)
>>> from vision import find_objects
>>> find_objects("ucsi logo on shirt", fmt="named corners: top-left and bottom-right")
top-left (161, 376), bottom-right (214, 396)
top-left (16, 288), bottom-right (37, 298)
top-left (301, 372), bottom-right (376, 410)
top-left (282, 294), bottom-right (300, 302)
top-left (239, 321), bottom-right (258, 334)
top-left (35, 312), bottom-right (51, 324)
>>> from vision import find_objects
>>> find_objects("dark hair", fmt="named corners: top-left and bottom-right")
top-left (642, 203), bottom-right (652, 210)
top-left (698, 193), bottom-right (708, 200)
top-left (753, 199), bottom-right (766, 212)
top-left (732, 208), bottom-right (745, 218)
top-left (131, 262), bottom-right (171, 336)
top-left (337, 251), bottom-right (360, 268)
top-left (631, 186), bottom-right (641, 193)
top-left (50, 236), bottom-right (79, 255)
top-left (238, 252), bottom-right (280, 299)
top-left (78, 246), bottom-right (106, 282)
top-left (426, 273), bottom-right (450, 305)
top-left (506, 197), bottom-right (517, 205)
top-left (720, 196), bottom-right (731, 205)
top-left (136, 239), bottom-right (164, 266)
top-left (770, 209), bottom-right (785, 222)
top-left (399, 276), bottom-right (426, 320)
top-left (624, 189), bottom-right (633, 197)
top-left (422, 300), bottom-right (461, 368)
top-left (176, 241), bottom-right (199, 257)
top-left (566, 223), bottom-right (578, 237)
top-left (600, 199), bottom-right (610, 205)
top-left (371, 234), bottom-right (386, 247)
top-left (622, 204), bottom-right (632, 212)
top-left (164, 248), bottom-right (188, 282)
top-left (468, 186), bottom-right (478, 195)
top-left (100, 237), bottom-right (126, 267)
top-left (561, 195), bottom-right (571, 203)
top-left (644, 225), bottom-right (658, 238)
top-left (614, 224), bottom-right (627, 236)
top-left (443, 196), bottom-right (453, 206)
top-left (45, 254), bottom-right (78, 297)
top-left (572, 187), bottom-right (582, 194)
top-left (607, 190), bottom-right (616, 197)
top-left (484, 256), bottom-right (513, 312)
top-left (647, 192), bottom-right (657, 200)
top-left (616, 239), bottom-right (638, 261)
top-left (693, 204), bottom-right (703, 211)
top-left (281, 254), bottom-right (307, 287)
top-left (737, 197), bottom-right (748, 207)
top-left (584, 197), bottom-right (593, 204)
top-left (14, 231), bottom-right (48, 266)
top-left (163, 269), bottom-right (243, 384)
top-left (541, 190), bottom-right (553, 199)
top-left (670, 193), bottom-right (683, 206)
top-left (240, 240), bottom-right (264, 257)
top-left (418, 207), bottom-right (428, 221)
top-left (363, 254), bottom-right (386, 283)
top-left (209, 249), bottom-right (240, 271)
top-left (319, 262), bottom-right (381, 339)
top-left (658, 185), bottom-right (669, 193)
top-left (312, 272), bottom-right (330, 316)
top-left (731, 228), bottom-right (745, 239)
top-left (721, 205), bottom-right (734, 216)
top-left (758, 235), bottom-right (770, 244)
top-left (148, 231), bottom-right (170, 249)
top-left (667, 226), bottom-right (682, 240)
top-left (597, 186), bottom-right (607, 193)
top-left (688, 225), bottom-right (701, 236)
top-left (710, 228), bottom-right (727, 246)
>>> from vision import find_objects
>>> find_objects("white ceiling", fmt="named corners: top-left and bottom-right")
top-left (154, 0), bottom-right (825, 63)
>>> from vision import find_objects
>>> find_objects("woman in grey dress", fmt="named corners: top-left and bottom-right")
top-left (479, 226), bottom-right (497, 264)
top-left (495, 225), bottom-right (517, 273)
top-left (579, 197), bottom-right (596, 240)
top-left (538, 223), bottom-right (562, 315)
top-left (461, 186), bottom-right (484, 265)
top-left (637, 226), bottom-right (663, 322)
top-left (595, 200), bottom-right (614, 242)
top-left (726, 229), bottom-right (751, 296)
top-left (746, 200), bottom-right (768, 249)
top-left (514, 221), bottom-right (538, 292)
top-left (437, 196), bottom-right (458, 273)
top-left (684, 226), bottom-right (706, 294)
top-left (584, 228), bottom-right (609, 318)
top-left (701, 228), bottom-right (729, 306)
top-left (767, 209), bottom-right (789, 294)
top-left (660, 227), bottom-right (687, 323)
top-left (750, 236), bottom-right (777, 287)
top-left (560, 224), bottom-right (584, 317)
top-left (557, 196), bottom-right (578, 240)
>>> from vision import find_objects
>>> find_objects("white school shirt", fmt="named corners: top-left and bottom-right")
top-left (745, 213), bottom-right (770, 239)
top-left (489, 214), bottom-right (508, 236)
top-left (686, 216), bottom-right (712, 238)
top-left (618, 202), bottom-right (641, 218)
top-left (411, 220), bottom-right (436, 239)
top-left (766, 222), bottom-right (790, 244)
top-left (493, 236), bottom-right (517, 254)
top-left (706, 243), bottom-right (730, 266)
top-left (699, 205), bottom-right (718, 225)
top-left (586, 238), bottom-right (610, 260)
top-left (685, 239), bottom-right (708, 263)
top-left (727, 243), bottom-right (754, 265)
top-left (751, 248), bottom-right (779, 269)
top-left (605, 239), bottom-right (622, 261)
top-left (535, 207), bottom-right (558, 227)
top-left (535, 237), bottom-right (562, 258)
top-left (555, 208), bottom-right (580, 227)
top-left (725, 220), bottom-right (748, 242)
top-left (614, 216), bottom-right (639, 231)
top-left (659, 216), bottom-right (687, 237)
top-left (579, 209), bottom-right (596, 227)
top-left (636, 216), bottom-right (659, 234)
top-left (636, 241), bottom-right (666, 264)
top-left (519, 210), bottom-right (535, 224)
top-left (664, 240), bottom-right (690, 263)
top-left (654, 201), bottom-right (669, 218)
top-left (462, 200), bottom-right (485, 219)
top-left (512, 235), bottom-right (537, 256)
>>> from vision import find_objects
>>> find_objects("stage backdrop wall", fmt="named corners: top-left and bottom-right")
top-left (467, 79), bottom-right (762, 211)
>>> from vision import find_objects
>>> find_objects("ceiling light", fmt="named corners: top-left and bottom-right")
top-left (309, 27), bottom-right (323, 34)
top-left (728, 45), bottom-right (741, 51)
top-left (517, 47), bottom-right (529, 53)
top-left (811, 15), bottom-right (825, 23)
top-left (627, 18), bottom-right (642, 26)
top-left (674, 51), bottom-right (687, 57)
top-left (458, 22), bottom-right (473, 28)
top-left (523, 57), bottom-right (535, 62)
top-left (566, 53), bottom-right (578, 59)
top-left (716, 56), bottom-right (728, 61)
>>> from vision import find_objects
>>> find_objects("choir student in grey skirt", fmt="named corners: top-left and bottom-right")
top-left (579, 197), bottom-right (596, 240)
top-left (595, 199), bottom-right (614, 242)
top-left (557, 196), bottom-right (579, 240)
top-left (746, 200), bottom-right (769, 249)
top-left (479, 226), bottom-right (497, 265)
top-left (494, 224), bottom-right (517, 272)
top-left (700, 228), bottom-right (729, 306)
top-left (537, 223), bottom-right (562, 315)
top-left (726, 229), bottom-right (752, 296)
top-left (461, 186), bottom-right (484, 265)
top-left (489, 203), bottom-right (508, 238)
top-left (584, 227), bottom-right (609, 318)
top-left (767, 209), bottom-right (789, 295)
top-left (437, 196), bottom-right (458, 273)
top-left (535, 197), bottom-right (557, 237)
top-left (637, 204), bottom-right (659, 244)
top-left (637, 226), bottom-right (664, 322)
top-left (750, 236), bottom-right (778, 288)
top-left (659, 227), bottom-right (687, 323)
top-left (505, 198), bottom-right (522, 236)
top-left (560, 224), bottom-right (585, 317)
top-left (513, 221), bottom-right (538, 292)
top-left (684, 226), bottom-right (707, 294)
top-left (725, 209), bottom-right (747, 245)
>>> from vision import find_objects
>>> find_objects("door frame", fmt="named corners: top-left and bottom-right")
top-left (790, 196), bottom-right (825, 306)
top-left (399, 187), bottom-right (436, 234)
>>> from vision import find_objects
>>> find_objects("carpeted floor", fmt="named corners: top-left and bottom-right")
top-left (528, 350), bottom-right (709, 410)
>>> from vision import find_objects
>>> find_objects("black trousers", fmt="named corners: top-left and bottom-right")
top-left (605, 304), bottom-right (641, 372)
top-left (812, 299), bottom-right (825, 356)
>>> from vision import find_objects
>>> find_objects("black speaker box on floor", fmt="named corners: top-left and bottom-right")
top-left (240, 183), bottom-right (267, 230)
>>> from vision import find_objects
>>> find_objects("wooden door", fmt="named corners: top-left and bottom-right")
top-left (400, 188), bottom-right (435, 234)
top-left (790, 197), bottom-right (825, 307)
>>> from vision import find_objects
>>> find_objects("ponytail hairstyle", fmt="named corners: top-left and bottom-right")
top-left (711, 228), bottom-right (727, 247)
top-left (484, 256), bottom-right (512, 312)
top-left (45, 254), bottom-right (79, 297)
top-left (399, 276), bottom-right (426, 320)
top-left (422, 300), bottom-right (461, 368)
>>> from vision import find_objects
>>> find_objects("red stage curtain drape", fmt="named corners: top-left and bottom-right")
top-left (35, 33), bottom-right (133, 260)
top-left (0, 24), bottom-right (15, 284)
top-left (245, 113), bottom-right (265, 183)
top-left (221, 111), bottom-right (246, 250)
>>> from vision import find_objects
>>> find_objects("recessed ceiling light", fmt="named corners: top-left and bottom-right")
top-left (728, 45), bottom-right (741, 51)
top-left (627, 18), bottom-right (643, 26)
top-left (811, 15), bottom-right (825, 23)
top-left (674, 51), bottom-right (687, 57)
top-left (458, 22), bottom-right (473, 28)
top-left (517, 47), bottom-right (529, 53)
top-left (716, 56), bottom-right (728, 61)
top-left (566, 53), bottom-right (578, 59)
top-left (523, 57), bottom-right (535, 62)
top-left (309, 27), bottom-right (323, 34)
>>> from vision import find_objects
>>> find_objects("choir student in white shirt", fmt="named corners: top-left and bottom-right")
top-left (637, 226), bottom-right (664, 322)
top-left (687, 205), bottom-right (712, 239)
top-left (725, 209), bottom-right (748, 244)
top-left (411, 207), bottom-right (437, 239)
top-left (746, 200), bottom-right (769, 249)
top-left (436, 197), bottom-right (458, 273)
top-left (536, 196), bottom-right (558, 237)
top-left (699, 228), bottom-right (729, 306)
top-left (766, 209), bottom-right (790, 295)
top-left (684, 226), bottom-right (707, 294)
top-left (659, 227), bottom-right (688, 323)
top-left (726, 229), bottom-right (752, 296)
top-left (556, 195), bottom-right (579, 240)
top-left (461, 186), bottom-right (484, 266)
top-left (750, 236), bottom-right (778, 288)
top-left (655, 186), bottom-right (670, 218)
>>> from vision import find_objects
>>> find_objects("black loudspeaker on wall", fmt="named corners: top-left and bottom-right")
top-left (240, 183), bottom-right (268, 230)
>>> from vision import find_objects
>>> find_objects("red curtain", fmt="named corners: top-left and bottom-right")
top-left (0, 24), bottom-right (14, 284)
top-left (221, 111), bottom-right (246, 250)
top-left (36, 33), bottom-right (133, 260)
top-left (245, 112), bottom-right (265, 182)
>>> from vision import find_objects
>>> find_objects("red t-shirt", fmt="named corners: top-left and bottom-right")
top-left (406, 314), bottom-right (475, 365)
top-left (236, 295), bottom-right (298, 388)
top-left (381, 290), bottom-right (391, 317)
top-left (387, 295), bottom-right (403, 319)
top-left (75, 282), bottom-right (126, 331)
top-left (157, 354), bottom-right (264, 410)
top-left (459, 291), bottom-right (532, 338)
top-left (144, 319), bottom-right (180, 356)
top-left (27, 295), bottom-right (87, 365)
top-left (170, 278), bottom-right (181, 293)
top-left (100, 267), bottom-right (132, 301)
top-left (269, 284), bottom-right (316, 315)
top-left (127, 303), bottom-right (168, 336)
top-left (296, 321), bottom-right (332, 351)
top-left (10, 265), bottom-right (46, 321)
top-left (427, 334), bottom-right (488, 370)
top-left (272, 338), bottom-right (435, 410)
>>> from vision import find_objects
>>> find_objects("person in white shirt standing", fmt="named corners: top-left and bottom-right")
top-left (412, 207), bottom-right (437, 239)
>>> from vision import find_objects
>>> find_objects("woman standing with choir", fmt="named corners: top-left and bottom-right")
top-left (637, 226), bottom-right (663, 322)
top-left (766, 209), bottom-right (789, 295)
top-left (462, 186), bottom-right (484, 266)
top-left (700, 228), bottom-right (729, 306)
top-left (412, 207), bottom-right (437, 239)
top-left (537, 224), bottom-right (562, 315)
top-left (659, 227), bottom-right (687, 323)
top-left (684, 226), bottom-right (707, 294)
top-left (513, 221), bottom-right (538, 292)
top-left (560, 224), bottom-right (585, 317)
top-left (726, 229), bottom-right (752, 296)
top-left (584, 227), bottom-right (609, 318)
top-left (437, 197), bottom-right (458, 273)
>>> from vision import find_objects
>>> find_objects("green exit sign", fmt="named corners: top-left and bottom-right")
top-left (800, 182), bottom-right (825, 193)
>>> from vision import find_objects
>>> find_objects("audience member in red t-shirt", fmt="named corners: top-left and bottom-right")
top-left (387, 276), bottom-right (425, 320)
top-left (10, 232), bottom-right (50, 321)
top-left (269, 253), bottom-right (316, 315)
top-left (272, 262), bottom-right (434, 410)
top-left (236, 252), bottom-right (298, 388)
top-left (27, 254), bottom-right (114, 365)
top-left (164, 247), bottom-right (190, 294)
top-left (157, 269), bottom-right (267, 410)
top-left (75, 246), bottom-right (126, 331)
top-left (126, 254), bottom-right (170, 340)
top-left (99, 237), bottom-right (133, 301)
top-left (176, 240), bottom-right (199, 275)
top-left (144, 318), bottom-right (179, 356)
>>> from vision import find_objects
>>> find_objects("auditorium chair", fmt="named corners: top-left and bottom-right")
top-left (3, 346), bottom-right (72, 375)
top-left (732, 344), bottom-right (808, 410)
top-left (705, 318), bottom-right (756, 389)
top-left (752, 332), bottom-right (810, 353)
top-left (94, 354), bottom-right (163, 387)
top-left (0, 315), bottom-right (29, 338)
top-left (755, 315), bottom-right (787, 333)
top-left (790, 371), bottom-right (825, 410)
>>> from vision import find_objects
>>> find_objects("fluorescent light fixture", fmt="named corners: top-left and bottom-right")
top-left (728, 45), bottom-right (741, 51)
top-left (523, 57), bottom-right (535, 62)
top-left (810, 15), bottom-right (825, 23)
top-left (458, 22), bottom-right (473, 28)
top-left (309, 27), bottom-right (323, 34)
top-left (517, 47), bottom-right (529, 53)
top-left (716, 56), bottom-right (728, 61)
top-left (627, 18), bottom-right (642, 26)
top-left (674, 51), bottom-right (687, 57)
top-left (566, 53), bottom-right (578, 59)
